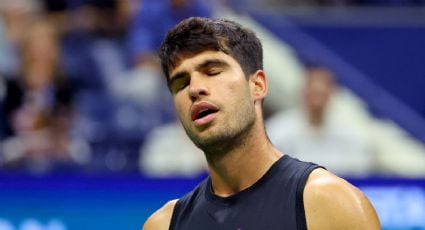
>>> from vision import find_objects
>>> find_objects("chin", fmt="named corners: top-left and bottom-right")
top-left (190, 131), bottom-right (226, 150)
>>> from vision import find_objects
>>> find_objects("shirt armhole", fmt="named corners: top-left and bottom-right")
top-left (169, 199), bottom-right (182, 230)
top-left (295, 165), bottom-right (322, 230)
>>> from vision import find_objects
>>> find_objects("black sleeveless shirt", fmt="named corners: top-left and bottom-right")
top-left (169, 155), bottom-right (321, 230)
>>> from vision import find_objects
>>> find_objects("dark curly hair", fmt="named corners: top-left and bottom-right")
top-left (159, 17), bottom-right (263, 83)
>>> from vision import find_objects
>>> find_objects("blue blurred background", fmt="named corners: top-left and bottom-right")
top-left (0, 0), bottom-right (424, 229)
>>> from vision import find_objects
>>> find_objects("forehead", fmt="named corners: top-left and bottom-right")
top-left (169, 51), bottom-right (241, 79)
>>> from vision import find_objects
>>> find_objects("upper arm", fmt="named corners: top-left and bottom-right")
top-left (142, 199), bottom-right (178, 230)
top-left (304, 168), bottom-right (380, 230)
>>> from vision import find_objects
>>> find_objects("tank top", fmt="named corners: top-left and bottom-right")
top-left (169, 154), bottom-right (321, 230)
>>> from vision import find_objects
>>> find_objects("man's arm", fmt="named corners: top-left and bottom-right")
top-left (142, 199), bottom-right (178, 230)
top-left (304, 168), bottom-right (380, 229)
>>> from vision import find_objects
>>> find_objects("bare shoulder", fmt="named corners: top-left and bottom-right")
top-left (304, 168), bottom-right (380, 230)
top-left (142, 199), bottom-right (178, 230)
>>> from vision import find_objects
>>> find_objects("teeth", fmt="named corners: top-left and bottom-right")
top-left (199, 108), bottom-right (208, 114)
top-left (198, 108), bottom-right (211, 119)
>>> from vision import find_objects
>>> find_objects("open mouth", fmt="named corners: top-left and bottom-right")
top-left (191, 102), bottom-right (219, 126)
top-left (194, 108), bottom-right (218, 120)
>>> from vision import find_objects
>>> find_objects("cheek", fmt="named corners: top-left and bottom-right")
top-left (230, 80), bottom-right (252, 102)
top-left (173, 96), bottom-right (189, 119)
top-left (223, 74), bottom-right (247, 94)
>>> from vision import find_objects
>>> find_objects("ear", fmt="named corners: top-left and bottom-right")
top-left (249, 70), bottom-right (268, 102)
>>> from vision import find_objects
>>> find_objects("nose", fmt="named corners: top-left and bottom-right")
top-left (188, 75), bottom-right (208, 101)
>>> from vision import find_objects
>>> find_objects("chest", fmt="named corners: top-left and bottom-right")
top-left (174, 189), bottom-right (299, 230)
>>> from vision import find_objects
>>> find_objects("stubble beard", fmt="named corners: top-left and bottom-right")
top-left (182, 99), bottom-right (256, 157)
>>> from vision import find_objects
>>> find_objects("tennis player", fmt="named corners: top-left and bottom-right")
top-left (143, 17), bottom-right (380, 230)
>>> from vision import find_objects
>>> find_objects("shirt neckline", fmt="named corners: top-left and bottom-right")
top-left (205, 154), bottom-right (289, 206)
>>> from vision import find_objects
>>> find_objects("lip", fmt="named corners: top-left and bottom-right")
top-left (191, 101), bottom-right (219, 126)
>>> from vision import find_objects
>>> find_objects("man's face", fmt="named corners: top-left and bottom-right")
top-left (303, 68), bottom-right (334, 114)
top-left (168, 51), bottom-right (256, 151)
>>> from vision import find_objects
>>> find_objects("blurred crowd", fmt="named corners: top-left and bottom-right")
top-left (0, 0), bottom-right (424, 177)
top-left (0, 0), bottom-right (214, 174)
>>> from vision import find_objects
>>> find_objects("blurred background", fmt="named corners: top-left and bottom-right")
top-left (0, 0), bottom-right (424, 229)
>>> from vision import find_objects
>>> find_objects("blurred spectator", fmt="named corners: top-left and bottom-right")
top-left (267, 65), bottom-right (375, 176)
top-left (0, 0), bottom-right (41, 77)
top-left (213, 8), bottom-right (307, 118)
top-left (3, 18), bottom-right (68, 137)
top-left (0, 18), bottom-right (91, 174)
top-left (139, 121), bottom-right (207, 177)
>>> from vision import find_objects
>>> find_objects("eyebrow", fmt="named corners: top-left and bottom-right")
top-left (168, 59), bottom-right (230, 89)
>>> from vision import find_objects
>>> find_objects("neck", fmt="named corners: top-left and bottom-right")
top-left (307, 109), bottom-right (325, 128)
top-left (205, 119), bottom-right (283, 197)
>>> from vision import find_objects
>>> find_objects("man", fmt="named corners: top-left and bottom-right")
top-left (267, 66), bottom-right (374, 176)
top-left (143, 17), bottom-right (380, 229)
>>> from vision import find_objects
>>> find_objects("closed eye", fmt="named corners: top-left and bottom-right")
top-left (197, 59), bottom-right (229, 77)
top-left (205, 70), bottom-right (222, 76)
top-left (171, 77), bottom-right (190, 94)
